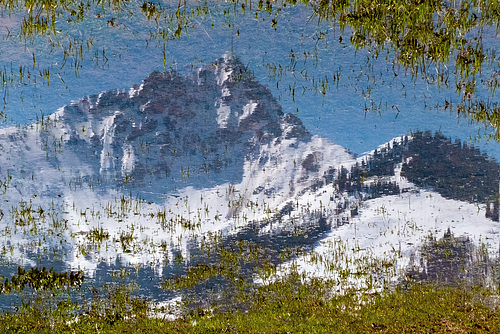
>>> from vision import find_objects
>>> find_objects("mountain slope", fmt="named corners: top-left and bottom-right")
top-left (0, 54), bottom-right (495, 287)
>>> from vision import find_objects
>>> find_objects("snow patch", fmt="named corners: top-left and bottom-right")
top-left (128, 84), bottom-right (144, 98)
top-left (239, 101), bottom-right (257, 125)
top-left (216, 104), bottom-right (231, 128)
top-left (121, 144), bottom-right (135, 176)
top-left (99, 113), bottom-right (117, 174)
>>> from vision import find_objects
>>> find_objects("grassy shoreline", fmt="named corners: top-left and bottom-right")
top-left (1, 279), bottom-right (498, 333)
top-left (0, 227), bottom-right (498, 333)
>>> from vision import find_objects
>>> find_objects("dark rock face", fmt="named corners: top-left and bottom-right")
top-left (281, 113), bottom-right (310, 140)
top-left (42, 55), bottom-right (311, 193)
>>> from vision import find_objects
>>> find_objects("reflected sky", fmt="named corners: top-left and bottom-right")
top-left (1, 3), bottom-right (499, 159)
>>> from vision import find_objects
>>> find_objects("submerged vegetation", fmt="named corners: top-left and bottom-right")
top-left (1, 283), bottom-right (499, 332)
top-left (0, 0), bottom-right (499, 331)
top-left (1, 0), bottom-right (500, 134)
top-left (0, 229), bottom-right (498, 333)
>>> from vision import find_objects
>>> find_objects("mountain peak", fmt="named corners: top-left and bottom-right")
top-left (43, 55), bottom-right (313, 192)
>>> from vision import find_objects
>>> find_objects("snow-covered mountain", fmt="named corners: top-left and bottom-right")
top-left (0, 54), bottom-right (497, 287)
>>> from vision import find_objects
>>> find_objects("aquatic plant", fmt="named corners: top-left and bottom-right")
top-left (0, 266), bottom-right (84, 293)
top-left (1, 0), bottom-right (500, 134)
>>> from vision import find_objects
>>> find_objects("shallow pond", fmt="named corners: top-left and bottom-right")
top-left (0, 0), bottom-right (498, 313)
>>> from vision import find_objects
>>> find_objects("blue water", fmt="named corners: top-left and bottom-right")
top-left (0, 3), bottom-right (498, 312)
top-left (1, 3), bottom-right (499, 160)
